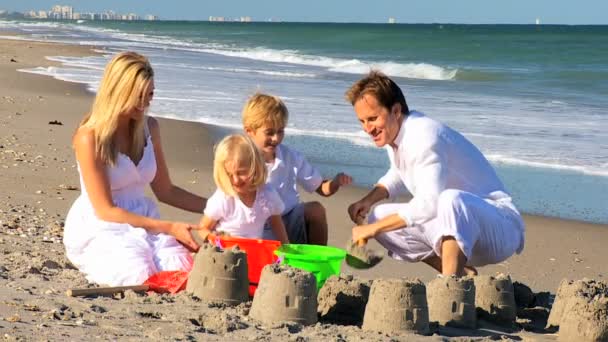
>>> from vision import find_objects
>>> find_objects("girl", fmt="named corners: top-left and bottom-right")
top-left (197, 134), bottom-right (289, 244)
top-left (64, 52), bottom-right (206, 287)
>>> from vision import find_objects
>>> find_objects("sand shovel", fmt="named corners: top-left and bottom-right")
top-left (66, 270), bottom-right (190, 297)
top-left (345, 216), bottom-right (384, 269)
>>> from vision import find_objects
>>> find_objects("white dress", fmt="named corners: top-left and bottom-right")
top-left (63, 120), bottom-right (193, 286)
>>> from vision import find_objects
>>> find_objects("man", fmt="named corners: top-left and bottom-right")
top-left (346, 71), bottom-right (525, 276)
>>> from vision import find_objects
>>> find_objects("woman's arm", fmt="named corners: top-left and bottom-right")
top-left (148, 117), bottom-right (207, 213)
top-left (268, 215), bottom-right (289, 244)
top-left (74, 127), bottom-right (199, 251)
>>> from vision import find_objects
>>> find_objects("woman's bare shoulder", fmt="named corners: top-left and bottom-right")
top-left (73, 126), bottom-right (96, 149)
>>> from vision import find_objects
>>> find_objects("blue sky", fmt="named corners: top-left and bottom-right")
top-left (1, 0), bottom-right (607, 25)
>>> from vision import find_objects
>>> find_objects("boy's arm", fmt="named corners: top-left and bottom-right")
top-left (268, 215), bottom-right (289, 244)
top-left (315, 172), bottom-right (353, 197)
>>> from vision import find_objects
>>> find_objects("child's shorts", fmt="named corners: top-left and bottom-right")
top-left (262, 203), bottom-right (307, 243)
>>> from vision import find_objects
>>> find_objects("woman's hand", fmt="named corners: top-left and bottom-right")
top-left (168, 222), bottom-right (199, 252)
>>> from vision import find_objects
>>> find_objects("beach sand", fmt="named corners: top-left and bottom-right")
top-left (1, 37), bottom-right (607, 340)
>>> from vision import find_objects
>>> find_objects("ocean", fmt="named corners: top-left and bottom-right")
top-left (1, 19), bottom-right (606, 224)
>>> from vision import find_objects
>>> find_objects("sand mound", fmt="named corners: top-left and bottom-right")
top-left (317, 274), bottom-right (372, 326)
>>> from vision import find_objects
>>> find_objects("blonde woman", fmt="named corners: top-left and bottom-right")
top-left (63, 52), bottom-right (207, 286)
top-left (195, 134), bottom-right (289, 244)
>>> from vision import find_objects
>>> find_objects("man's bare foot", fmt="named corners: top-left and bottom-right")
top-left (464, 266), bottom-right (478, 276)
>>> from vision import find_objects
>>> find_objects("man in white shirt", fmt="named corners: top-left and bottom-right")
top-left (346, 71), bottom-right (525, 276)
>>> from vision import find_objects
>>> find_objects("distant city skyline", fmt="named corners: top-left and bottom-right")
top-left (1, 0), bottom-right (607, 25)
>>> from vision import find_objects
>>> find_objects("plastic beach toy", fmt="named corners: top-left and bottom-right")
top-left (208, 234), bottom-right (281, 296)
top-left (274, 244), bottom-right (346, 290)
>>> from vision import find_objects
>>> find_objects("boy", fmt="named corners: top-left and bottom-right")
top-left (243, 93), bottom-right (352, 245)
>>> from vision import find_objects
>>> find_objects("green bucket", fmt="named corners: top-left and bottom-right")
top-left (274, 244), bottom-right (346, 290)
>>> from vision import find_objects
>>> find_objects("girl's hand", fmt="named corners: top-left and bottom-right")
top-left (169, 222), bottom-right (199, 252)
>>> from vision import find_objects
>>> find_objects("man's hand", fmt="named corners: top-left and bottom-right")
top-left (352, 223), bottom-right (377, 243)
top-left (348, 199), bottom-right (370, 224)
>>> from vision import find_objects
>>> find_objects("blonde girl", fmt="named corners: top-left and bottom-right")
top-left (197, 134), bottom-right (289, 244)
top-left (63, 51), bottom-right (207, 287)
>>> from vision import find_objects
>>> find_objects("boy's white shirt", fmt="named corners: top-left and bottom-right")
top-left (204, 184), bottom-right (285, 239)
top-left (266, 144), bottom-right (323, 214)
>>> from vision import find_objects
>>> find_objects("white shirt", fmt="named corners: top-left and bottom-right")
top-left (377, 111), bottom-right (513, 226)
top-left (204, 184), bottom-right (285, 239)
top-left (266, 144), bottom-right (324, 214)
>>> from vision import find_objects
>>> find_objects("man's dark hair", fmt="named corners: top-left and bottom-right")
top-left (345, 70), bottom-right (409, 115)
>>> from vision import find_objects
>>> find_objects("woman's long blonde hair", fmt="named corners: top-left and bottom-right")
top-left (79, 51), bottom-right (154, 165)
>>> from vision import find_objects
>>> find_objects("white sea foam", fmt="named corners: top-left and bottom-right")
top-left (486, 154), bottom-right (608, 177)
top-left (194, 47), bottom-right (458, 81)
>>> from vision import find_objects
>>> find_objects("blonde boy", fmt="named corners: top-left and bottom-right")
top-left (243, 93), bottom-right (352, 245)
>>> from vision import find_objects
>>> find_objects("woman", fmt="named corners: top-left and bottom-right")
top-left (63, 51), bottom-right (206, 286)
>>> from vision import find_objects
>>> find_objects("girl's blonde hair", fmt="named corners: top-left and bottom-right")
top-left (213, 134), bottom-right (267, 196)
top-left (79, 51), bottom-right (154, 165)
top-left (242, 93), bottom-right (289, 131)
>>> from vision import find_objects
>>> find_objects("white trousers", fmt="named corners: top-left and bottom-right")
top-left (370, 189), bottom-right (525, 267)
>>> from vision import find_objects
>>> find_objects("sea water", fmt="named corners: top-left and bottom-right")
top-left (1, 20), bottom-right (606, 223)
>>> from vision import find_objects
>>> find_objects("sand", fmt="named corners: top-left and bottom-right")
top-left (1, 35), bottom-right (608, 340)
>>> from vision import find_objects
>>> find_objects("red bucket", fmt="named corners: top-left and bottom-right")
top-left (208, 234), bottom-right (281, 296)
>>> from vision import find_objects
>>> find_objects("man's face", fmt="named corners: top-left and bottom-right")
top-left (246, 123), bottom-right (285, 160)
top-left (354, 94), bottom-right (401, 147)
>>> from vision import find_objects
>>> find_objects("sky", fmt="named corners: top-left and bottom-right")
top-left (1, 0), bottom-right (607, 25)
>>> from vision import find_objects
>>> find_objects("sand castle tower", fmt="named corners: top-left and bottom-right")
top-left (546, 279), bottom-right (608, 340)
top-left (547, 278), bottom-right (608, 330)
top-left (186, 244), bottom-right (249, 305)
top-left (317, 274), bottom-right (372, 326)
top-left (249, 264), bottom-right (318, 326)
top-left (362, 278), bottom-right (429, 334)
top-left (474, 274), bottom-right (517, 325)
top-left (558, 294), bottom-right (608, 341)
top-left (427, 276), bottom-right (476, 328)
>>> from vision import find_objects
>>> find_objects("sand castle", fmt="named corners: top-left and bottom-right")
top-left (362, 278), bottom-right (430, 334)
top-left (427, 276), bottom-right (476, 329)
top-left (546, 278), bottom-right (608, 341)
top-left (249, 264), bottom-right (318, 326)
top-left (186, 243), bottom-right (249, 305)
top-left (317, 274), bottom-right (372, 326)
top-left (474, 274), bottom-right (517, 325)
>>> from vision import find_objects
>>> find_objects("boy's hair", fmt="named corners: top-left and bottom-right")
top-left (345, 70), bottom-right (409, 115)
top-left (213, 134), bottom-right (267, 196)
top-left (242, 93), bottom-right (289, 130)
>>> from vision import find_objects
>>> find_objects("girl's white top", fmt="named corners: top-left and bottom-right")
top-left (204, 184), bottom-right (285, 239)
